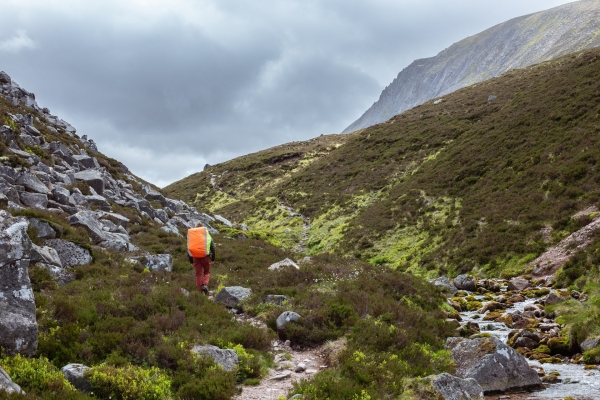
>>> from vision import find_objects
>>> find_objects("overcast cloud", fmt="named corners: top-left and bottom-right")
top-left (0, 0), bottom-right (576, 187)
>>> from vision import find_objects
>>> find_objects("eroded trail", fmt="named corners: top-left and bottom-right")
top-left (233, 316), bottom-right (327, 400)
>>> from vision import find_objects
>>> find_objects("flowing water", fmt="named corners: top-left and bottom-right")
top-left (456, 288), bottom-right (600, 400)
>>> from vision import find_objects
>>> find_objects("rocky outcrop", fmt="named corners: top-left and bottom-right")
top-left (268, 258), bottom-right (300, 271)
top-left (0, 211), bottom-right (38, 356)
top-left (0, 366), bottom-right (23, 395)
top-left (44, 239), bottom-right (92, 268)
top-left (447, 336), bottom-right (541, 392)
top-left (139, 254), bottom-right (173, 272)
top-left (343, 0), bottom-right (600, 133)
top-left (430, 373), bottom-right (484, 400)
top-left (215, 286), bottom-right (252, 308)
top-left (191, 345), bottom-right (238, 371)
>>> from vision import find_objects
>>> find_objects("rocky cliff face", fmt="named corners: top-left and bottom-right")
top-left (0, 71), bottom-right (225, 357)
top-left (343, 0), bottom-right (600, 133)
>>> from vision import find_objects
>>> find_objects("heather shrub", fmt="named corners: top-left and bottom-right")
top-left (85, 365), bottom-right (171, 400)
top-left (0, 355), bottom-right (76, 396)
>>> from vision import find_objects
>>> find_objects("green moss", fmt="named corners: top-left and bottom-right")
top-left (466, 301), bottom-right (482, 311)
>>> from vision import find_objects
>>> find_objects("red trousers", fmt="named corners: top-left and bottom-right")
top-left (193, 256), bottom-right (211, 289)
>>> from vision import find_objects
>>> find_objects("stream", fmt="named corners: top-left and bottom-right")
top-left (456, 285), bottom-right (600, 400)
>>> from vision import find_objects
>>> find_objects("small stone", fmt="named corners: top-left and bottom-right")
top-left (270, 371), bottom-right (292, 380)
top-left (294, 363), bottom-right (306, 372)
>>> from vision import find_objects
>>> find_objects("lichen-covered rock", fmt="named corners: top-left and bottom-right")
top-left (141, 254), bottom-right (172, 272)
top-left (29, 218), bottom-right (56, 239)
top-left (0, 366), bottom-right (23, 394)
top-left (430, 372), bottom-right (484, 400)
top-left (276, 311), bottom-right (301, 330)
top-left (16, 172), bottom-right (51, 195)
top-left (44, 239), bottom-right (92, 268)
top-left (73, 170), bottom-right (104, 194)
top-left (215, 286), bottom-right (252, 308)
top-left (19, 192), bottom-right (48, 209)
top-left (447, 336), bottom-right (541, 392)
top-left (61, 363), bottom-right (91, 393)
top-left (0, 211), bottom-right (38, 356)
top-left (191, 345), bottom-right (238, 371)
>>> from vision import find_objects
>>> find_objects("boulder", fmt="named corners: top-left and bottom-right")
top-left (30, 244), bottom-right (62, 267)
top-left (276, 311), bottom-right (301, 330)
top-left (433, 277), bottom-right (458, 295)
top-left (0, 366), bottom-right (23, 394)
top-left (16, 172), bottom-right (51, 195)
top-left (545, 291), bottom-right (567, 306)
top-left (507, 277), bottom-right (531, 292)
top-left (37, 263), bottom-right (76, 286)
top-left (85, 194), bottom-right (110, 210)
top-left (0, 193), bottom-right (8, 208)
top-left (0, 71), bottom-right (11, 84)
top-left (268, 258), bottom-right (300, 271)
top-left (580, 337), bottom-right (600, 352)
top-left (191, 345), bottom-right (238, 371)
top-left (160, 223), bottom-right (182, 237)
top-left (430, 373), bottom-right (484, 400)
top-left (141, 254), bottom-right (173, 272)
top-left (265, 295), bottom-right (289, 306)
top-left (19, 192), bottom-right (48, 209)
top-left (454, 274), bottom-right (476, 292)
top-left (73, 170), bottom-right (104, 195)
top-left (98, 212), bottom-right (129, 229)
top-left (44, 239), bottom-right (92, 268)
top-left (29, 218), bottom-right (56, 239)
top-left (213, 214), bottom-right (233, 227)
top-left (215, 286), bottom-right (252, 308)
top-left (61, 364), bottom-right (91, 393)
top-left (446, 337), bottom-right (541, 392)
top-left (154, 209), bottom-right (169, 224)
top-left (68, 211), bottom-right (106, 243)
top-left (72, 155), bottom-right (100, 170)
top-left (0, 211), bottom-right (38, 356)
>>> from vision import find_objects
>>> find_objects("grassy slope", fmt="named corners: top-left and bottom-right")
top-left (166, 47), bottom-right (600, 278)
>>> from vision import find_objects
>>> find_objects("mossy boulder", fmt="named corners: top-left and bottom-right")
top-left (466, 301), bottom-right (483, 311)
top-left (533, 344), bottom-right (551, 355)
top-left (483, 311), bottom-right (503, 321)
top-left (547, 336), bottom-right (572, 356)
top-left (583, 346), bottom-right (600, 364)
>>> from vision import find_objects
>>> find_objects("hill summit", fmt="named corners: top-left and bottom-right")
top-left (343, 0), bottom-right (600, 133)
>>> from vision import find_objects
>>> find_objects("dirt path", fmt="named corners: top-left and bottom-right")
top-left (233, 315), bottom-right (328, 400)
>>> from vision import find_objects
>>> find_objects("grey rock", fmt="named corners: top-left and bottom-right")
top-left (343, 1), bottom-right (600, 134)
top-left (0, 71), bottom-right (11, 84)
top-left (0, 366), bottom-right (23, 394)
top-left (447, 337), bottom-right (541, 392)
top-left (154, 209), bottom-right (169, 224)
top-left (433, 276), bottom-right (458, 295)
top-left (580, 337), bottom-right (600, 352)
top-left (141, 254), bottom-right (173, 272)
top-left (36, 263), bottom-right (76, 286)
top-left (44, 239), bottom-right (92, 268)
top-left (98, 212), bottom-right (129, 229)
top-left (508, 277), bottom-right (531, 291)
top-left (269, 258), bottom-right (300, 271)
top-left (52, 186), bottom-right (71, 205)
top-left (276, 311), bottom-right (301, 330)
top-left (215, 286), bottom-right (252, 308)
top-left (61, 364), bottom-right (91, 393)
top-left (85, 194), bottom-right (110, 210)
top-left (213, 214), bottom-right (233, 227)
top-left (430, 373), bottom-right (484, 400)
top-left (16, 172), bottom-right (51, 195)
top-left (265, 295), bottom-right (288, 306)
top-left (0, 211), bottom-right (38, 356)
top-left (26, 125), bottom-right (41, 136)
top-left (453, 274), bottom-right (476, 291)
top-left (72, 155), bottom-right (100, 170)
top-left (30, 244), bottom-right (62, 267)
top-left (488, 95), bottom-right (497, 101)
top-left (514, 336), bottom-right (537, 349)
top-left (69, 211), bottom-right (134, 251)
top-left (191, 345), bottom-right (238, 371)
top-left (545, 291), bottom-right (567, 306)
top-left (29, 218), bottom-right (56, 239)
top-left (294, 363), bottom-right (306, 372)
top-left (19, 192), bottom-right (48, 209)
top-left (73, 170), bottom-right (104, 195)
top-left (0, 166), bottom-right (18, 183)
top-left (160, 223), bottom-right (182, 237)
top-left (270, 371), bottom-right (292, 380)
top-left (20, 133), bottom-right (39, 146)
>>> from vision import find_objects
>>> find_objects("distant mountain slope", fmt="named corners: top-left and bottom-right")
top-left (343, 0), bottom-right (600, 133)
top-left (166, 47), bottom-right (600, 279)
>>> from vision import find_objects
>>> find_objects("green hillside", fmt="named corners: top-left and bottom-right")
top-left (166, 47), bottom-right (600, 279)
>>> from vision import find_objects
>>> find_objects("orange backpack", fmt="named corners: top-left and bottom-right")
top-left (187, 227), bottom-right (211, 258)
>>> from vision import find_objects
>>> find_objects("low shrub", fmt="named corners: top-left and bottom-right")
top-left (0, 355), bottom-right (76, 396)
top-left (85, 364), bottom-right (171, 400)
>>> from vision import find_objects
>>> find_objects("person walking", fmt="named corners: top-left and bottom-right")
top-left (187, 221), bottom-right (215, 295)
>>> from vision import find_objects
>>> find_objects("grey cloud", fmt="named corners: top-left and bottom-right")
top-left (0, 0), bottom-right (575, 186)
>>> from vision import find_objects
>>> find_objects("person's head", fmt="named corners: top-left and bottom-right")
top-left (195, 222), bottom-right (204, 228)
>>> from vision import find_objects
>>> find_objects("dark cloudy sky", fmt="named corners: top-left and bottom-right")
top-left (0, 0), bottom-right (575, 187)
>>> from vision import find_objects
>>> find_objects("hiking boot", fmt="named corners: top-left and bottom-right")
top-left (201, 285), bottom-right (209, 295)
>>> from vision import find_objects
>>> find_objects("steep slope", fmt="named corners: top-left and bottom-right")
top-left (166, 47), bottom-right (600, 279)
top-left (343, 0), bottom-right (600, 133)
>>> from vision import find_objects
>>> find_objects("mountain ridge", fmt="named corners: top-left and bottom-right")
top-left (343, 0), bottom-right (600, 133)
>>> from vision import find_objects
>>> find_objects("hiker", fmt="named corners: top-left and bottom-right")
top-left (187, 222), bottom-right (215, 295)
